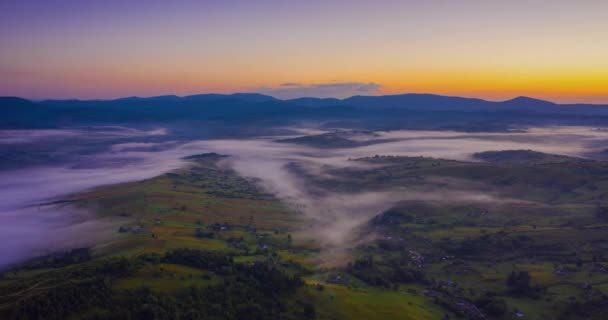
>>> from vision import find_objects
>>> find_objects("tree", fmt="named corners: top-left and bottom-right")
top-left (507, 271), bottom-right (531, 295)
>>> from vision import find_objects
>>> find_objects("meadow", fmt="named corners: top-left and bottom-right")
top-left (2, 148), bottom-right (608, 319)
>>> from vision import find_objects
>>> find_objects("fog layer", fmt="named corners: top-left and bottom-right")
top-left (2, 125), bottom-right (608, 268)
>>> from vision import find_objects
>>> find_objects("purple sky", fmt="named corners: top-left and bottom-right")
top-left (1, 0), bottom-right (607, 102)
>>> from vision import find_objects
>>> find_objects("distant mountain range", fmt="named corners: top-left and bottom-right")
top-left (2, 93), bottom-right (608, 131)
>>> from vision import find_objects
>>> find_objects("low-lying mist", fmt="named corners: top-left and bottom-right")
top-left (2, 125), bottom-right (608, 268)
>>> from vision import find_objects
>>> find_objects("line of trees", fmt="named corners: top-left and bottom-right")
top-left (9, 249), bottom-right (306, 320)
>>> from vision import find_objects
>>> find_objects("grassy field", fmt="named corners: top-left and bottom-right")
top-left (314, 152), bottom-right (608, 320)
top-left (3, 150), bottom-right (608, 319)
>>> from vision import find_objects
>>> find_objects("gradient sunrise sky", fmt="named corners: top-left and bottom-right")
top-left (1, 0), bottom-right (607, 103)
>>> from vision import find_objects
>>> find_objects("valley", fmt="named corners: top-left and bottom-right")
top-left (3, 136), bottom-right (608, 319)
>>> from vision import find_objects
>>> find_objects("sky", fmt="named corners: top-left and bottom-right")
top-left (1, 0), bottom-right (607, 103)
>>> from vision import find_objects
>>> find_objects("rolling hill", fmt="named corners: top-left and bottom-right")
top-left (3, 93), bottom-right (608, 130)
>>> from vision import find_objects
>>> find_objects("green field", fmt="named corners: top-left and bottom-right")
top-left (3, 151), bottom-right (608, 319)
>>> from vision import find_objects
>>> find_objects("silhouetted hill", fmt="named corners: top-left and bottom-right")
top-left (0, 97), bottom-right (51, 128)
top-left (0, 97), bottom-right (34, 108)
top-left (183, 93), bottom-right (277, 103)
top-left (499, 96), bottom-right (557, 110)
top-left (129, 95), bottom-right (180, 101)
top-left (286, 97), bottom-right (342, 107)
top-left (344, 93), bottom-right (492, 110)
top-left (502, 96), bottom-right (556, 106)
top-left (3, 93), bottom-right (608, 129)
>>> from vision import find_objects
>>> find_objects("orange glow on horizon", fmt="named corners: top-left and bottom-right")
top-left (2, 1), bottom-right (607, 103)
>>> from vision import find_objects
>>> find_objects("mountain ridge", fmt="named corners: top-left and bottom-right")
top-left (14, 93), bottom-right (606, 108)
top-left (3, 93), bottom-right (608, 130)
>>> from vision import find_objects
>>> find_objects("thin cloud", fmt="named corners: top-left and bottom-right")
top-left (258, 82), bottom-right (382, 99)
